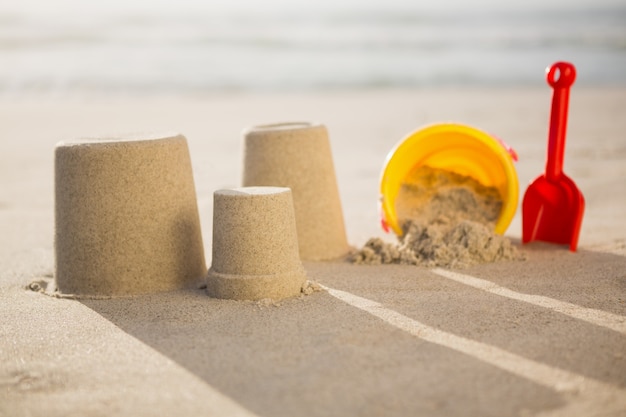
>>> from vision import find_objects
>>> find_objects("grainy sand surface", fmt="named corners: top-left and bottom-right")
top-left (1, 88), bottom-right (625, 416)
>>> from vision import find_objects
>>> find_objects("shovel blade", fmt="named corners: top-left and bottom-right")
top-left (522, 174), bottom-right (584, 251)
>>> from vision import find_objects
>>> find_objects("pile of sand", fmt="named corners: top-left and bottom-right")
top-left (350, 167), bottom-right (523, 268)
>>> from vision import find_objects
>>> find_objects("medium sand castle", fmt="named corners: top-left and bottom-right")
top-left (243, 122), bottom-right (350, 261)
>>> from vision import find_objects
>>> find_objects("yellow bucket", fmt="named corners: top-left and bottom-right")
top-left (380, 123), bottom-right (519, 236)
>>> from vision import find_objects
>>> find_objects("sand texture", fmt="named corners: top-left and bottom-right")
top-left (1, 88), bottom-right (625, 417)
top-left (397, 166), bottom-right (503, 228)
top-left (243, 122), bottom-right (349, 261)
top-left (207, 187), bottom-right (307, 301)
top-left (54, 133), bottom-right (207, 297)
top-left (351, 166), bottom-right (521, 268)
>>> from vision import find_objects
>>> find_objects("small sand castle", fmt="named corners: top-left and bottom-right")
top-left (206, 187), bottom-right (307, 300)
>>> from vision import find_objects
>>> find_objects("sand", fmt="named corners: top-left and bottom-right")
top-left (350, 166), bottom-right (521, 268)
top-left (396, 166), bottom-right (503, 228)
top-left (206, 187), bottom-right (306, 301)
top-left (242, 122), bottom-right (349, 261)
top-left (54, 134), bottom-right (206, 297)
top-left (1, 88), bottom-right (626, 417)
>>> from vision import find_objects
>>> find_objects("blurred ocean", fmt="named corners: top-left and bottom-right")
top-left (1, 1), bottom-right (625, 94)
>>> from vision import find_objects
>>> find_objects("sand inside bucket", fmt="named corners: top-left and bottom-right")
top-left (350, 166), bottom-right (523, 268)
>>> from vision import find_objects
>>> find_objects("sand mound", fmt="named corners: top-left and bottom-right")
top-left (350, 167), bottom-right (523, 268)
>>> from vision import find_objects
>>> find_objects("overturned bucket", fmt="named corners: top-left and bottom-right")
top-left (380, 123), bottom-right (519, 236)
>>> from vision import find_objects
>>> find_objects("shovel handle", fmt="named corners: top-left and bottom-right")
top-left (545, 62), bottom-right (576, 181)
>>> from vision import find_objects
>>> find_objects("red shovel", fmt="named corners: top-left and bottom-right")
top-left (522, 61), bottom-right (585, 251)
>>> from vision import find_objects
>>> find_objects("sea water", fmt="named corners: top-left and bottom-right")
top-left (0, 0), bottom-right (624, 94)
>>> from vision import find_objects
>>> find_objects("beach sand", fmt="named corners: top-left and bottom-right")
top-left (1, 87), bottom-right (625, 416)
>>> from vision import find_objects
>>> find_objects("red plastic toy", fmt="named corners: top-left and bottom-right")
top-left (522, 61), bottom-right (585, 251)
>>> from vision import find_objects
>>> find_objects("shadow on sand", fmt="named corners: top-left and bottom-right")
top-left (81, 244), bottom-right (626, 417)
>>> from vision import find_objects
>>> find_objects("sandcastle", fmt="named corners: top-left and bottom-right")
top-left (53, 123), bottom-right (347, 301)
top-left (54, 133), bottom-right (206, 297)
top-left (242, 122), bottom-right (350, 261)
top-left (206, 187), bottom-right (307, 300)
